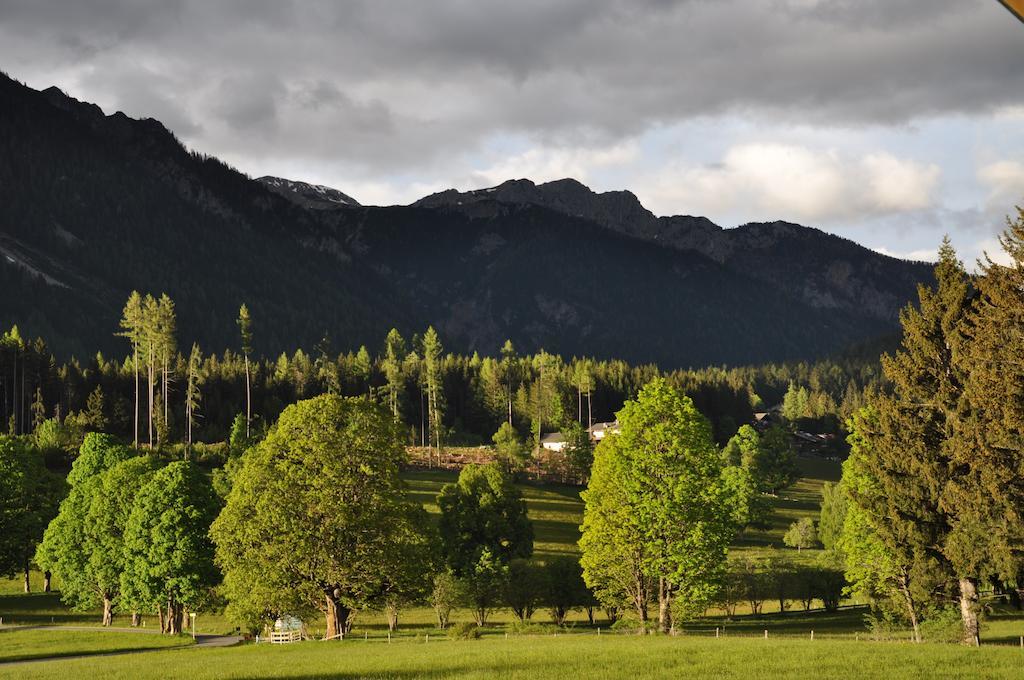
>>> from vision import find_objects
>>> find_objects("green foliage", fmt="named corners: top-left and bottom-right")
top-left (430, 570), bottom-right (464, 629)
top-left (438, 463), bottom-right (533, 575)
top-left (756, 425), bottom-right (799, 495)
top-left (581, 378), bottom-right (745, 630)
top-left (446, 621), bottom-right (481, 640)
top-left (818, 481), bottom-right (847, 553)
top-left (36, 433), bottom-right (138, 618)
top-left (561, 421), bottom-right (594, 484)
top-left (121, 461), bottom-right (220, 622)
top-left (783, 517), bottom-right (818, 551)
top-left (211, 394), bottom-right (431, 637)
top-left (543, 556), bottom-right (588, 626)
top-left (228, 413), bottom-right (250, 455)
top-left (580, 433), bottom-right (652, 621)
top-left (0, 436), bottom-right (64, 580)
top-left (492, 422), bottom-right (530, 474)
top-left (460, 548), bottom-right (509, 626)
top-left (504, 559), bottom-right (544, 622)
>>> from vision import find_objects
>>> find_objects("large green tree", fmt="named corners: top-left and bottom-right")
top-left (121, 460), bottom-right (220, 634)
top-left (948, 214), bottom-right (1024, 644)
top-left (0, 436), bottom-right (63, 593)
top-left (580, 378), bottom-right (746, 633)
top-left (36, 433), bottom-right (136, 622)
top-left (844, 240), bottom-right (971, 643)
top-left (212, 394), bottom-right (433, 639)
top-left (437, 462), bottom-right (533, 625)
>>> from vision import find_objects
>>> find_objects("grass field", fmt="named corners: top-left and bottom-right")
top-left (0, 627), bottom-right (192, 663)
top-left (6, 451), bottom-right (1021, 675)
top-left (4, 630), bottom-right (1024, 679)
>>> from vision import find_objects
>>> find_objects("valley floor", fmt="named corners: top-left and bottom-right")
top-left (3, 630), bottom-right (1024, 680)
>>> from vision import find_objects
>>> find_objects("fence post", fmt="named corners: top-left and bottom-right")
top-left (764, 630), bottom-right (768, 639)
top-left (811, 630), bottom-right (814, 641)
top-left (715, 627), bottom-right (720, 639)
top-left (426, 634), bottom-right (429, 643)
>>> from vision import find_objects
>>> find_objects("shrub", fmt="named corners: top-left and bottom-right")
top-left (447, 621), bottom-right (481, 640)
top-left (920, 607), bottom-right (968, 644)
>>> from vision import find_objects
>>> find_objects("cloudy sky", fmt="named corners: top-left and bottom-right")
top-left (2, 0), bottom-right (1023, 264)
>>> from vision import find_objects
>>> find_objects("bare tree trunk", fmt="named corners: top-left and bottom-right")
top-left (22, 562), bottom-right (30, 593)
top-left (148, 346), bottom-right (154, 447)
top-left (131, 612), bottom-right (140, 627)
top-left (386, 603), bottom-right (399, 632)
top-left (157, 606), bottom-right (166, 634)
top-left (43, 571), bottom-right (51, 593)
top-left (959, 577), bottom-right (981, 646)
top-left (244, 355), bottom-right (251, 438)
top-left (102, 596), bottom-right (114, 627)
top-left (587, 390), bottom-right (592, 432)
top-left (133, 345), bottom-right (139, 448)
top-left (658, 577), bottom-right (672, 634)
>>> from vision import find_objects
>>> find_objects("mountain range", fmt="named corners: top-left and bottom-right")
top-left (0, 72), bottom-right (931, 367)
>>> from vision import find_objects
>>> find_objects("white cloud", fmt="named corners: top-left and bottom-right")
top-left (979, 160), bottom-right (1024, 212)
top-left (639, 143), bottom-right (940, 223)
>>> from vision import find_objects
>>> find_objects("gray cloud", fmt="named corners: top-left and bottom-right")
top-left (0, 0), bottom-right (1021, 180)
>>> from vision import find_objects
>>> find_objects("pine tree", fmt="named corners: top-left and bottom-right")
top-left (237, 304), bottom-right (253, 438)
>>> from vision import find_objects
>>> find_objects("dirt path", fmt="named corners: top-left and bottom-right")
top-left (0, 624), bottom-right (242, 666)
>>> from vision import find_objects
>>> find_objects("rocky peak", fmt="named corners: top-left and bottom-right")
top-left (257, 176), bottom-right (360, 209)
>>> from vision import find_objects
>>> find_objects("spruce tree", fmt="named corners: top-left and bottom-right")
top-left (846, 238), bottom-right (970, 643)
top-left (947, 212), bottom-right (1024, 645)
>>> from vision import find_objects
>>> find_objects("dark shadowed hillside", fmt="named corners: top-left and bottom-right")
top-left (0, 73), bottom-right (930, 366)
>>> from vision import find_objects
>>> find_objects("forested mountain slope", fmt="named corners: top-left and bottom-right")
top-left (0, 73), bottom-right (930, 366)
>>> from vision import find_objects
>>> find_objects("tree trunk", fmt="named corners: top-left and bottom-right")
top-left (324, 592), bottom-right (351, 640)
top-left (244, 355), bottom-right (251, 438)
top-left (586, 607), bottom-right (594, 625)
top-left (43, 571), bottom-right (51, 593)
top-left (657, 577), bottom-right (672, 634)
top-left (897, 574), bottom-right (920, 643)
top-left (474, 607), bottom-right (487, 627)
top-left (157, 606), bottom-right (166, 634)
top-left (148, 347), bottom-right (154, 447)
top-left (102, 596), bottom-right (114, 627)
top-left (22, 562), bottom-right (30, 593)
top-left (133, 345), bottom-right (139, 448)
top-left (165, 598), bottom-right (184, 635)
top-left (131, 612), bottom-right (140, 627)
top-left (959, 577), bottom-right (981, 646)
top-left (386, 603), bottom-right (399, 632)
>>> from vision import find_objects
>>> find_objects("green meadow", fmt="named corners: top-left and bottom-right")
top-left (2, 454), bottom-right (1023, 678)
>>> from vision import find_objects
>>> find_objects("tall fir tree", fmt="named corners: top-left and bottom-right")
top-left (846, 238), bottom-right (970, 643)
top-left (947, 213), bottom-right (1024, 645)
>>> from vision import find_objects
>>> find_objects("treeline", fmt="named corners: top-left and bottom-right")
top-left (0, 297), bottom-right (882, 459)
top-left (819, 222), bottom-right (1024, 646)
